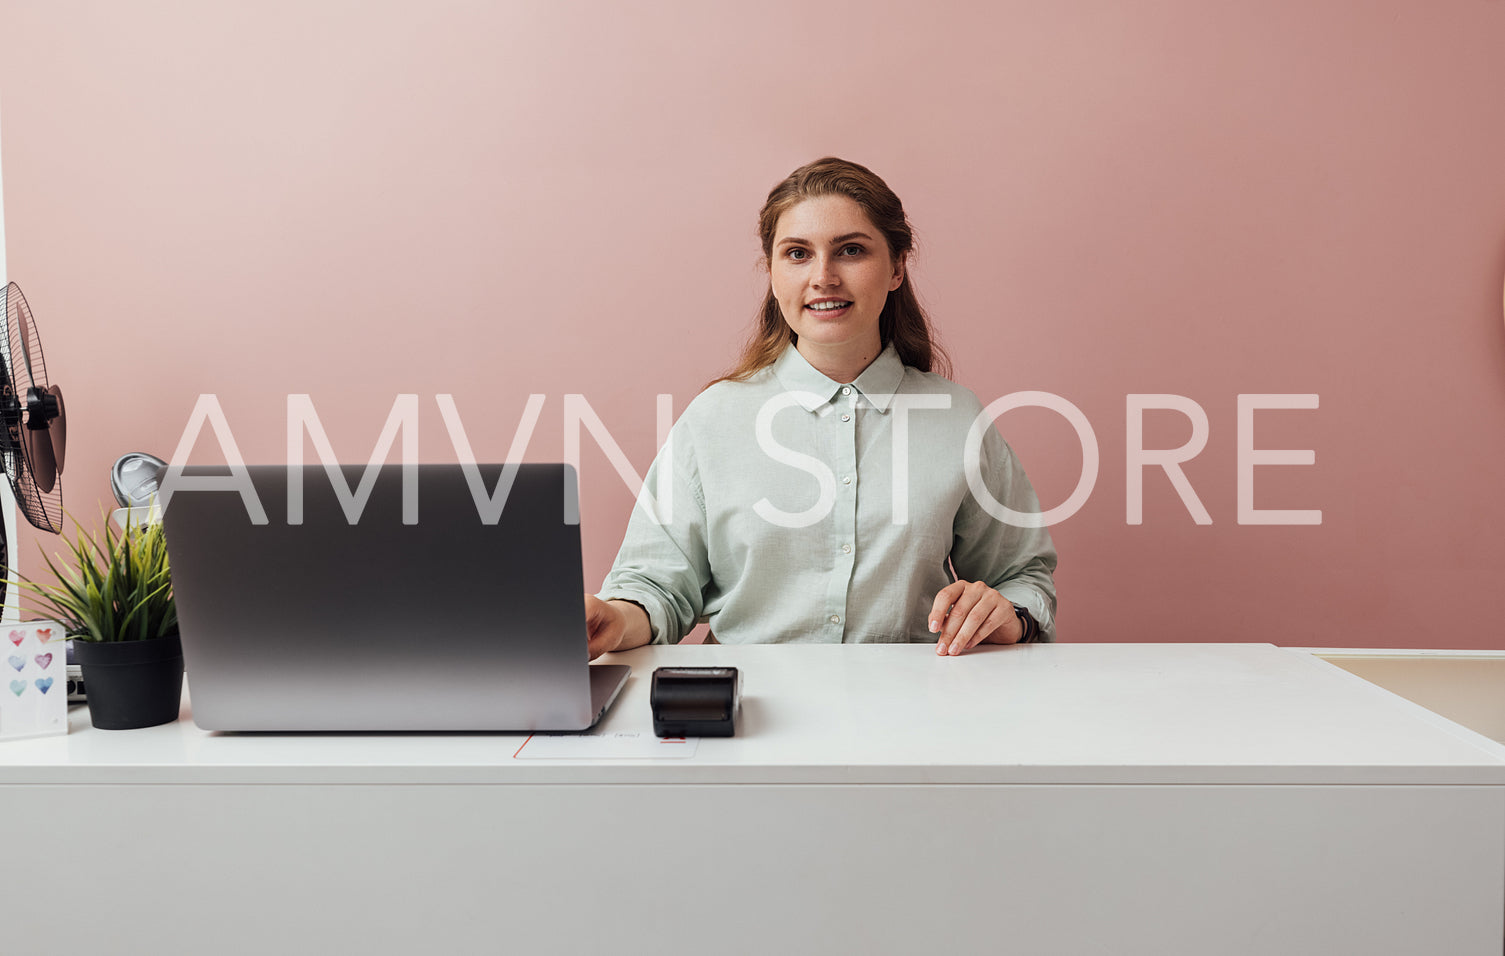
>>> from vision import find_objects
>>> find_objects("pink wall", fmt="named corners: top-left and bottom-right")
top-left (3, 0), bottom-right (1504, 647)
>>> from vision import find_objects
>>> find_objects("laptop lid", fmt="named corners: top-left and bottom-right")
top-left (160, 462), bottom-right (627, 732)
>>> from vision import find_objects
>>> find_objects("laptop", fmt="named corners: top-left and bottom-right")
top-left (159, 462), bottom-right (630, 732)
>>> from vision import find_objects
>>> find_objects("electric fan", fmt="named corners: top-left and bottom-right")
top-left (0, 281), bottom-right (68, 607)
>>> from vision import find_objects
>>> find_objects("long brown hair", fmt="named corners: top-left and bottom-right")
top-left (710, 157), bottom-right (950, 386)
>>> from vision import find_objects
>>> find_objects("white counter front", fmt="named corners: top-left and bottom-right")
top-left (4, 643), bottom-right (1502, 954)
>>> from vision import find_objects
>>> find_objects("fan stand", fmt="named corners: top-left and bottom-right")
top-left (0, 483), bottom-right (13, 622)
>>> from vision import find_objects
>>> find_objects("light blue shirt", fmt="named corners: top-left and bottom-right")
top-left (599, 344), bottom-right (1057, 644)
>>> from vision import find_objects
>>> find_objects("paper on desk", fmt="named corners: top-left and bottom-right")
top-left (1, 622), bottom-right (67, 742)
top-left (514, 732), bottom-right (699, 759)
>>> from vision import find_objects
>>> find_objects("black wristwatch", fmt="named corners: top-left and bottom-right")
top-left (1011, 604), bottom-right (1039, 643)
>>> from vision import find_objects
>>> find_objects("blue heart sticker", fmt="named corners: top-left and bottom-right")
top-left (7, 654), bottom-right (23, 672)
top-left (35, 677), bottom-right (55, 694)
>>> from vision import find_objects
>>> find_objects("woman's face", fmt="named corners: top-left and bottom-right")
top-left (769, 194), bottom-right (904, 364)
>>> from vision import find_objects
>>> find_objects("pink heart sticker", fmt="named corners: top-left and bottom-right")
top-left (35, 653), bottom-right (53, 669)
top-left (36, 627), bottom-right (55, 643)
top-left (7, 630), bottom-right (23, 646)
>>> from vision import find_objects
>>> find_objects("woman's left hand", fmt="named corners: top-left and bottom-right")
top-left (928, 580), bottom-right (1023, 655)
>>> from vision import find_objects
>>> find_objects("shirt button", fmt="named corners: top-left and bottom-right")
top-left (829, 614), bottom-right (841, 624)
top-left (842, 476), bottom-right (851, 485)
top-left (842, 387), bottom-right (852, 396)
top-left (841, 414), bottom-right (851, 422)
top-left (841, 544), bottom-right (851, 554)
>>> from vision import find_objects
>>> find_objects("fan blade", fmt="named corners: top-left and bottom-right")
top-left (24, 421), bottom-right (56, 494)
top-left (9, 285), bottom-right (38, 387)
top-left (48, 385), bottom-right (66, 475)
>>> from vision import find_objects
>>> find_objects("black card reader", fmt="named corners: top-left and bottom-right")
top-left (650, 666), bottom-right (740, 737)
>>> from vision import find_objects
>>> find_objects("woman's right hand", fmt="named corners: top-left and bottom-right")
top-left (584, 595), bottom-right (652, 660)
top-left (584, 594), bottom-right (625, 660)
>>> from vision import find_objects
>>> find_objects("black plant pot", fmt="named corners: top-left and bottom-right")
top-left (73, 633), bottom-right (184, 730)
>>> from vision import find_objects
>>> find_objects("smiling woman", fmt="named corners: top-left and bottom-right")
top-left (585, 157), bottom-right (1058, 656)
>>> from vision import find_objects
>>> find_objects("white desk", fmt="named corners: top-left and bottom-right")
top-left (4, 643), bottom-right (1504, 954)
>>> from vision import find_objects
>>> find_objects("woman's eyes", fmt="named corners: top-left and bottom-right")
top-left (784, 245), bottom-right (865, 261)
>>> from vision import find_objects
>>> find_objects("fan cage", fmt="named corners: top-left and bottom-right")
top-left (1, 282), bottom-right (64, 534)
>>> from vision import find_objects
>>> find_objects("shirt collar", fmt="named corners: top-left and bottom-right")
top-left (771, 343), bottom-right (905, 413)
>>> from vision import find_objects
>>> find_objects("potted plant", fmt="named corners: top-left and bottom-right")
top-left (15, 511), bottom-right (183, 729)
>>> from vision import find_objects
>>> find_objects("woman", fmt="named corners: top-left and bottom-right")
top-left (586, 157), bottom-right (1056, 657)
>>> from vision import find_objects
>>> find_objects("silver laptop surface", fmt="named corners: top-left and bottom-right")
top-left (160, 463), bottom-right (629, 732)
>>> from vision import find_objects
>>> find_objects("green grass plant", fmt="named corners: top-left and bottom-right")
top-left (15, 510), bottom-right (177, 643)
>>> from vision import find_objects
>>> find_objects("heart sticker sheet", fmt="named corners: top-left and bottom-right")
top-left (1, 622), bottom-right (66, 741)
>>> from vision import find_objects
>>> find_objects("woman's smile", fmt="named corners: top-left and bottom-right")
top-left (805, 297), bottom-right (853, 318)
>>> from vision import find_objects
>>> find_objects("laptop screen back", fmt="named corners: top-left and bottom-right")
top-left (161, 463), bottom-right (596, 731)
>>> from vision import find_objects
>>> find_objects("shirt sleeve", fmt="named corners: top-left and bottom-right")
top-left (950, 423), bottom-right (1060, 642)
top-left (596, 420), bottom-right (712, 644)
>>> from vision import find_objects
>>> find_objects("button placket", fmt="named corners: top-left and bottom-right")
top-left (823, 389), bottom-right (859, 640)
